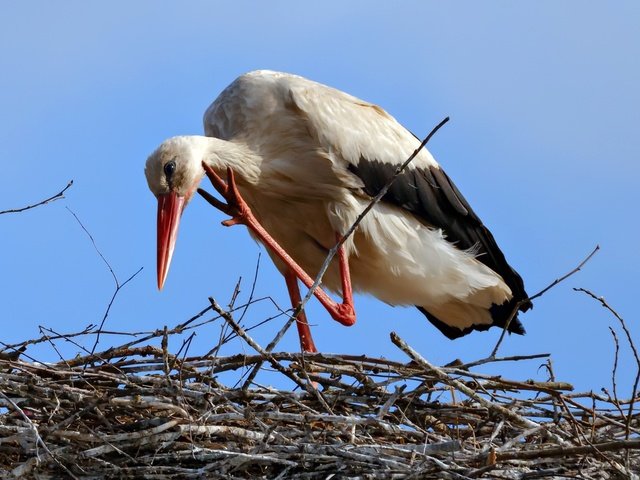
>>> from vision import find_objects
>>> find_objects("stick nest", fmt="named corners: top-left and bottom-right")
top-left (1, 303), bottom-right (638, 479)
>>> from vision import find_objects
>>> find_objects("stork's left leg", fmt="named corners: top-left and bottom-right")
top-left (198, 164), bottom-right (357, 328)
top-left (284, 269), bottom-right (318, 353)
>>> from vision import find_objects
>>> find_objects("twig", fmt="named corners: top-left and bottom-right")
top-left (208, 297), bottom-right (316, 396)
top-left (459, 353), bottom-right (550, 370)
top-left (66, 207), bottom-right (143, 360)
top-left (38, 326), bottom-right (71, 369)
top-left (228, 276), bottom-right (243, 310)
top-left (530, 245), bottom-right (600, 302)
top-left (608, 327), bottom-right (621, 412)
top-left (89, 267), bottom-right (144, 359)
top-left (0, 180), bottom-right (73, 215)
top-left (0, 327), bottom-right (142, 354)
top-left (490, 245), bottom-right (600, 357)
top-left (495, 438), bottom-right (640, 461)
top-left (390, 331), bottom-right (554, 433)
top-left (542, 358), bottom-right (561, 423)
top-left (574, 287), bottom-right (640, 440)
top-left (242, 314), bottom-right (297, 390)
top-left (238, 252), bottom-right (262, 324)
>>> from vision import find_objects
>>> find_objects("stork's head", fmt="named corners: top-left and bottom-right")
top-left (145, 136), bottom-right (208, 290)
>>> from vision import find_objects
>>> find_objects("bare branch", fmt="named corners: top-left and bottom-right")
top-left (66, 207), bottom-right (143, 360)
top-left (459, 352), bottom-right (550, 370)
top-left (66, 207), bottom-right (118, 285)
top-left (390, 331), bottom-right (557, 434)
top-left (0, 180), bottom-right (73, 215)
top-left (529, 245), bottom-right (600, 302)
top-left (208, 297), bottom-right (316, 396)
top-left (574, 287), bottom-right (640, 440)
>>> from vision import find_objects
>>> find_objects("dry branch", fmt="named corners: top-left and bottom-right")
top-left (0, 180), bottom-right (73, 215)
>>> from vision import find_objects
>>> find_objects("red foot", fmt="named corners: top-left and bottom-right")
top-left (332, 303), bottom-right (356, 326)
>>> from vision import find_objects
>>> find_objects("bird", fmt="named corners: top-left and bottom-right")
top-left (145, 70), bottom-right (531, 353)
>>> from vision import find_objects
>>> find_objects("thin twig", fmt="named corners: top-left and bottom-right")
top-left (66, 207), bottom-right (118, 285)
top-left (0, 328), bottom-right (142, 355)
top-left (608, 327), bottom-right (621, 411)
top-left (390, 331), bottom-right (550, 433)
top-left (490, 245), bottom-right (600, 357)
top-left (0, 180), bottom-right (73, 215)
top-left (459, 353), bottom-right (550, 370)
top-left (242, 314), bottom-right (297, 390)
top-left (238, 252), bottom-right (262, 323)
top-left (530, 245), bottom-right (600, 302)
top-left (66, 207), bottom-right (143, 359)
top-left (38, 326), bottom-right (71, 369)
top-left (574, 287), bottom-right (640, 440)
top-left (208, 297), bottom-right (316, 396)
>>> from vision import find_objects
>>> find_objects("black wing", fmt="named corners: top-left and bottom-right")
top-left (348, 158), bottom-right (531, 338)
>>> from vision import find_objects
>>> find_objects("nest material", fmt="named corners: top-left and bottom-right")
top-left (0, 304), bottom-right (639, 479)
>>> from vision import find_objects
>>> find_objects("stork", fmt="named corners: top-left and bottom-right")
top-left (145, 70), bottom-right (531, 353)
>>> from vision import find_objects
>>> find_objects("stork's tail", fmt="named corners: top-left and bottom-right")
top-left (417, 297), bottom-right (530, 340)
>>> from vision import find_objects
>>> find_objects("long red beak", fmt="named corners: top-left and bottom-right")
top-left (157, 192), bottom-right (185, 290)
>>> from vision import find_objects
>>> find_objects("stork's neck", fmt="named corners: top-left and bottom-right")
top-left (189, 135), bottom-right (261, 185)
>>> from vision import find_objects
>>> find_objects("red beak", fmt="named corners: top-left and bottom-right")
top-left (157, 192), bottom-right (185, 290)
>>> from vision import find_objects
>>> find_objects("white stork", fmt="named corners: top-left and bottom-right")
top-left (145, 70), bottom-right (531, 353)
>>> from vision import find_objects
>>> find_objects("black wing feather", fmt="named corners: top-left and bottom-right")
top-left (348, 158), bottom-right (531, 337)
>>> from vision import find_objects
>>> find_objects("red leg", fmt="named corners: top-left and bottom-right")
top-left (335, 233), bottom-right (355, 326)
top-left (284, 269), bottom-right (317, 353)
top-left (198, 164), bottom-right (356, 327)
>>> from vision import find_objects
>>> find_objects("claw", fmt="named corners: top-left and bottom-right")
top-left (222, 217), bottom-right (244, 227)
top-left (197, 187), bottom-right (231, 215)
top-left (199, 163), bottom-right (251, 227)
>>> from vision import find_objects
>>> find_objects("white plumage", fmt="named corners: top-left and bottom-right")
top-left (145, 70), bottom-right (530, 350)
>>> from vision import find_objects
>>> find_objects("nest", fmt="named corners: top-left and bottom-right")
top-left (1, 298), bottom-right (638, 479)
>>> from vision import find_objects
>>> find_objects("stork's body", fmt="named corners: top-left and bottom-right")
top-left (145, 70), bottom-right (531, 351)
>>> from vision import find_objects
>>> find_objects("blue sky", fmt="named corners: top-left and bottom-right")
top-left (1, 2), bottom-right (639, 395)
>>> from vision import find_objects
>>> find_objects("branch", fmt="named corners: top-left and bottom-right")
top-left (529, 245), bottom-right (600, 303)
top-left (459, 352), bottom-right (550, 370)
top-left (208, 297), bottom-right (317, 397)
top-left (574, 287), bottom-right (640, 440)
top-left (0, 180), bottom-right (73, 215)
top-left (495, 438), bottom-right (640, 462)
top-left (390, 331), bottom-right (555, 434)
top-left (66, 207), bottom-right (143, 360)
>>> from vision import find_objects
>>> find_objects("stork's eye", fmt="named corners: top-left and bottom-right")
top-left (164, 160), bottom-right (176, 179)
